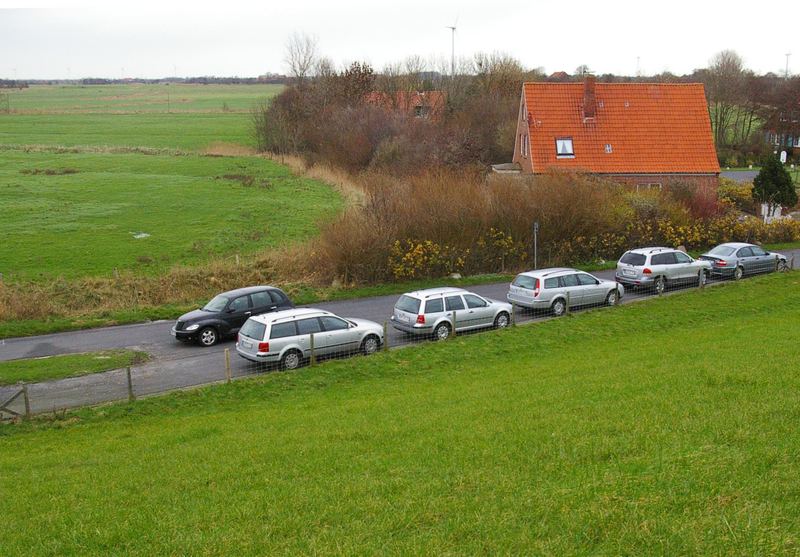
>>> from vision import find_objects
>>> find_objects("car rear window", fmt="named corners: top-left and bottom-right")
top-left (424, 298), bottom-right (444, 313)
top-left (512, 275), bottom-right (536, 289)
top-left (240, 319), bottom-right (267, 340)
top-left (269, 322), bottom-right (296, 339)
top-left (708, 246), bottom-right (735, 256)
top-left (396, 295), bottom-right (421, 314)
top-left (619, 252), bottom-right (646, 266)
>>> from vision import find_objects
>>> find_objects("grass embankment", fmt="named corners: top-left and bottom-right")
top-left (2, 273), bottom-right (799, 554)
top-left (0, 350), bottom-right (148, 386)
top-left (0, 150), bottom-right (342, 281)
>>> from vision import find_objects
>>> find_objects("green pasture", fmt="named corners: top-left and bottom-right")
top-left (0, 350), bottom-right (148, 386)
top-left (1, 273), bottom-right (799, 554)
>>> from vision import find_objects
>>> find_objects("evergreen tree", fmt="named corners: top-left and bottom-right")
top-left (752, 154), bottom-right (798, 216)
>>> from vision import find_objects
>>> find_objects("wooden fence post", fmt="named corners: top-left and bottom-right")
top-left (224, 348), bottom-right (232, 383)
top-left (451, 311), bottom-right (457, 338)
top-left (126, 367), bottom-right (135, 403)
top-left (383, 321), bottom-right (389, 351)
top-left (310, 333), bottom-right (317, 366)
top-left (22, 382), bottom-right (31, 419)
top-left (566, 291), bottom-right (571, 315)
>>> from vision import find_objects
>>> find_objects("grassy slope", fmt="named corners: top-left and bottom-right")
top-left (0, 350), bottom-right (148, 385)
top-left (2, 273), bottom-right (799, 555)
top-left (0, 150), bottom-right (342, 280)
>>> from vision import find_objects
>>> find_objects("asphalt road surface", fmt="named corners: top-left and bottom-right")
top-left (720, 170), bottom-right (758, 182)
top-left (2, 252), bottom-right (798, 417)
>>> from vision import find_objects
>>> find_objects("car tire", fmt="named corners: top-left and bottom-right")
top-left (493, 312), bottom-right (510, 329)
top-left (654, 276), bottom-right (666, 295)
top-left (734, 266), bottom-right (743, 281)
top-left (777, 259), bottom-right (787, 272)
top-left (361, 335), bottom-right (380, 355)
top-left (433, 322), bottom-right (452, 341)
top-left (605, 290), bottom-right (619, 306)
top-left (551, 298), bottom-right (566, 317)
top-left (197, 327), bottom-right (218, 347)
top-left (281, 349), bottom-right (303, 371)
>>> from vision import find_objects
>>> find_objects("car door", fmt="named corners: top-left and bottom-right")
top-left (319, 315), bottom-right (360, 356)
top-left (250, 290), bottom-right (277, 317)
top-left (444, 295), bottom-right (470, 331)
top-left (576, 273), bottom-right (604, 305)
top-left (748, 246), bottom-right (770, 273)
top-left (224, 294), bottom-right (253, 334)
top-left (463, 294), bottom-right (494, 327)
top-left (736, 247), bottom-right (755, 274)
top-left (650, 252), bottom-right (675, 281)
top-left (673, 251), bottom-right (695, 280)
top-left (296, 317), bottom-right (324, 356)
top-left (559, 273), bottom-right (582, 306)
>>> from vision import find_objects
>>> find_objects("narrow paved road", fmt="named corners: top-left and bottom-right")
top-left (720, 170), bottom-right (758, 182)
top-left (2, 251), bottom-right (798, 417)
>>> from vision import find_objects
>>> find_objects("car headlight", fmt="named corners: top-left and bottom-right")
top-left (185, 323), bottom-right (200, 331)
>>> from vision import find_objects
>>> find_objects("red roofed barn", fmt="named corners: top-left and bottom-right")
top-left (512, 77), bottom-right (720, 189)
top-left (365, 90), bottom-right (445, 120)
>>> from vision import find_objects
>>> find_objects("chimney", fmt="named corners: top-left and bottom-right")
top-left (583, 75), bottom-right (596, 120)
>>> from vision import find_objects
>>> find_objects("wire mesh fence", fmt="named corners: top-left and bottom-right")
top-left (1, 256), bottom-right (795, 421)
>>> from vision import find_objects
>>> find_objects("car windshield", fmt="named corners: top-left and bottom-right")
top-left (240, 319), bottom-right (266, 340)
top-left (202, 294), bottom-right (229, 312)
top-left (708, 246), bottom-right (735, 256)
top-left (620, 252), bottom-right (646, 266)
top-left (395, 295), bottom-right (421, 314)
top-left (512, 275), bottom-right (537, 289)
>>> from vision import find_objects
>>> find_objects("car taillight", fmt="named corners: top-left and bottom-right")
top-left (533, 278), bottom-right (541, 298)
top-left (416, 314), bottom-right (425, 324)
top-left (715, 260), bottom-right (727, 266)
top-left (643, 268), bottom-right (652, 275)
top-left (258, 342), bottom-right (269, 352)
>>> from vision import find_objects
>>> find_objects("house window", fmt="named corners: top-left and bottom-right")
top-left (604, 144), bottom-right (612, 154)
top-left (555, 138), bottom-right (574, 158)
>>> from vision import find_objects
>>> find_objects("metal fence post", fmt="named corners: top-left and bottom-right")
top-left (126, 366), bottom-right (135, 403)
top-left (21, 382), bottom-right (31, 419)
top-left (791, 256), bottom-right (796, 271)
top-left (451, 310), bottom-right (457, 338)
top-left (224, 348), bottom-right (232, 383)
top-left (310, 333), bottom-right (317, 366)
top-left (383, 321), bottom-right (389, 351)
top-left (511, 302), bottom-right (517, 326)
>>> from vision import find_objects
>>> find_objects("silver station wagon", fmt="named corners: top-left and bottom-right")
top-left (616, 247), bottom-right (711, 294)
top-left (391, 287), bottom-right (512, 341)
top-left (507, 268), bottom-right (623, 317)
top-left (236, 308), bottom-right (384, 370)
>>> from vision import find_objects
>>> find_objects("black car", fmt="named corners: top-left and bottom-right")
top-left (171, 286), bottom-right (294, 346)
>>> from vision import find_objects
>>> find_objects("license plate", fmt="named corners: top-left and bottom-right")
top-left (241, 340), bottom-right (253, 349)
top-left (623, 268), bottom-right (636, 276)
top-left (400, 314), bottom-right (411, 323)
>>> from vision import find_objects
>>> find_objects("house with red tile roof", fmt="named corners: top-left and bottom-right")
top-left (364, 90), bottom-right (445, 120)
top-left (511, 77), bottom-right (720, 189)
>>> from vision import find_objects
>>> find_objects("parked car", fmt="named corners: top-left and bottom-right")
top-left (171, 286), bottom-right (294, 346)
top-left (236, 308), bottom-right (384, 369)
top-left (615, 247), bottom-right (711, 294)
top-left (390, 287), bottom-right (512, 341)
top-left (507, 268), bottom-right (623, 317)
top-left (699, 242), bottom-right (787, 280)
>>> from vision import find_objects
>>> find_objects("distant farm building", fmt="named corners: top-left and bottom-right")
top-left (365, 90), bottom-right (446, 120)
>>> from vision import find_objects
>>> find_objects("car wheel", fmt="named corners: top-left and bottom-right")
top-left (493, 312), bottom-right (510, 329)
top-left (734, 266), bottom-right (743, 281)
top-left (654, 276), bottom-right (666, 295)
top-left (433, 322), bottom-right (451, 341)
top-left (551, 298), bottom-right (566, 317)
top-left (777, 259), bottom-right (787, 272)
top-left (605, 290), bottom-right (619, 306)
top-left (361, 335), bottom-right (380, 355)
top-left (281, 350), bottom-right (302, 371)
top-left (197, 327), bottom-right (218, 347)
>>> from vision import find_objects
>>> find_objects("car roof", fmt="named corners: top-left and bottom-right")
top-left (248, 307), bottom-right (331, 325)
top-left (217, 285), bottom-right (281, 298)
top-left (626, 247), bottom-right (673, 255)
top-left (714, 242), bottom-right (753, 249)
top-left (402, 287), bottom-right (468, 298)
top-left (517, 267), bottom-right (576, 278)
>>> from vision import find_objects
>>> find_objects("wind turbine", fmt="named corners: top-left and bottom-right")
top-left (446, 16), bottom-right (458, 77)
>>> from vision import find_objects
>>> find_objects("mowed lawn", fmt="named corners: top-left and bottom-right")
top-left (1, 274), bottom-right (799, 555)
top-left (0, 150), bottom-right (342, 280)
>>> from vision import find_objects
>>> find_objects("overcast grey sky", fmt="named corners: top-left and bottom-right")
top-left (1, 1), bottom-right (798, 79)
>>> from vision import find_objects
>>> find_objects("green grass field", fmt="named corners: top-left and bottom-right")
top-left (2, 273), bottom-right (799, 554)
top-left (0, 350), bottom-right (148, 385)
top-left (0, 149), bottom-right (342, 280)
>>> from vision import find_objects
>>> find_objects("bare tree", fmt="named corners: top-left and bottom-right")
top-left (705, 50), bottom-right (745, 146)
top-left (285, 32), bottom-right (318, 83)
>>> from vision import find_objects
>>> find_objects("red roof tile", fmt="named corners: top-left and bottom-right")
top-left (522, 82), bottom-right (720, 174)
